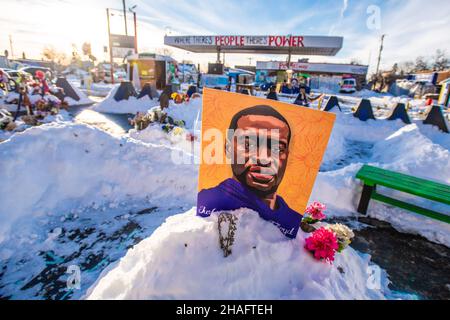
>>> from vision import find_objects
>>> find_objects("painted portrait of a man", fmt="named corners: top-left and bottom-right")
top-left (196, 88), bottom-right (335, 240)
top-left (197, 105), bottom-right (302, 239)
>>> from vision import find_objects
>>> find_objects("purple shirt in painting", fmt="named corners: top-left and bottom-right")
top-left (197, 178), bottom-right (302, 239)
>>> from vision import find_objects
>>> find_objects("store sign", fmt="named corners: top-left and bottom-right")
top-left (110, 34), bottom-right (135, 48)
top-left (257, 61), bottom-right (368, 75)
top-left (110, 34), bottom-right (136, 59)
top-left (165, 35), bottom-right (342, 49)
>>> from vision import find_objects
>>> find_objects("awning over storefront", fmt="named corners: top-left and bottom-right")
top-left (164, 35), bottom-right (343, 56)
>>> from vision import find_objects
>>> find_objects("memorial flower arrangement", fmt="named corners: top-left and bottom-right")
top-left (302, 201), bottom-right (355, 263)
top-left (325, 223), bottom-right (355, 252)
top-left (304, 227), bottom-right (339, 263)
top-left (303, 201), bottom-right (327, 224)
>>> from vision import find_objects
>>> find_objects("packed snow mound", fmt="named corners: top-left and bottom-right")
top-left (67, 77), bottom-right (115, 97)
top-left (87, 208), bottom-right (391, 300)
top-left (372, 124), bottom-right (450, 183)
top-left (92, 84), bottom-right (159, 114)
top-left (126, 97), bottom-right (202, 155)
top-left (128, 124), bottom-right (200, 159)
top-left (63, 83), bottom-right (94, 106)
top-left (165, 97), bottom-right (202, 131)
top-left (0, 122), bottom-right (197, 242)
top-left (321, 121), bottom-right (346, 165)
top-left (2, 82), bottom-right (92, 109)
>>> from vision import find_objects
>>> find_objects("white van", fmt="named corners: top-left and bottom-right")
top-left (339, 78), bottom-right (357, 93)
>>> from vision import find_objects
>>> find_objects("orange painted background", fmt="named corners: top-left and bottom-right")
top-left (198, 88), bottom-right (336, 214)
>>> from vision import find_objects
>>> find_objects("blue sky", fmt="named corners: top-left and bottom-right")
top-left (0, 0), bottom-right (449, 73)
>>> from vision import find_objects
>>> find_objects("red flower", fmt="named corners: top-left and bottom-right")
top-left (304, 227), bottom-right (339, 263)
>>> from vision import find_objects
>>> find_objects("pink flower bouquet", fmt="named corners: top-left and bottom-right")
top-left (303, 201), bottom-right (327, 225)
top-left (304, 227), bottom-right (339, 263)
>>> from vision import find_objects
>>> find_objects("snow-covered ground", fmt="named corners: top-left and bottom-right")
top-left (0, 88), bottom-right (449, 300)
top-left (0, 122), bottom-right (196, 241)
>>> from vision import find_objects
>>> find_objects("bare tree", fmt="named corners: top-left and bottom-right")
top-left (432, 49), bottom-right (449, 71)
top-left (81, 41), bottom-right (97, 64)
top-left (414, 56), bottom-right (429, 71)
top-left (42, 46), bottom-right (58, 62)
top-left (82, 42), bottom-right (92, 56)
top-left (398, 61), bottom-right (414, 75)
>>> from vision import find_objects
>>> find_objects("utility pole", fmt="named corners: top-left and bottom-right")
top-left (106, 9), bottom-right (115, 84)
top-left (9, 35), bottom-right (14, 59)
top-left (122, 0), bottom-right (128, 35)
top-left (375, 34), bottom-right (386, 75)
top-left (133, 11), bottom-right (137, 52)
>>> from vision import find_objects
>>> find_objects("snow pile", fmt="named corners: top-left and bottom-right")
top-left (321, 120), bottom-right (347, 165)
top-left (92, 84), bottom-right (159, 114)
top-left (2, 92), bottom-right (60, 112)
top-left (62, 84), bottom-right (94, 106)
top-left (127, 97), bottom-right (202, 152)
top-left (128, 124), bottom-right (200, 159)
top-left (0, 110), bottom-right (72, 141)
top-left (0, 122), bottom-right (197, 242)
top-left (84, 82), bottom-right (115, 97)
top-left (87, 208), bottom-right (391, 300)
top-left (67, 77), bottom-right (115, 98)
top-left (165, 97), bottom-right (202, 131)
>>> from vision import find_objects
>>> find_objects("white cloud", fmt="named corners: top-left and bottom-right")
top-left (329, 0), bottom-right (350, 35)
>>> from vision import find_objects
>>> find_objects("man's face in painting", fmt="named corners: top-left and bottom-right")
top-left (228, 114), bottom-right (290, 196)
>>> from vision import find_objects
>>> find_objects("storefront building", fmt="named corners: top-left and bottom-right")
top-left (256, 61), bottom-right (369, 91)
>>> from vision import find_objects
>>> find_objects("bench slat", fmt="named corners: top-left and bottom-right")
top-left (361, 166), bottom-right (450, 194)
top-left (372, 192), bottom-right (450, 224)
top-left (356, 165), bottom-right (450, 205)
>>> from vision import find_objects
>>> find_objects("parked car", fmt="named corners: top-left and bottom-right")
top-left (19, 66), bottom-right (54, 80)
top-left (0, 68), bottom-right (31, 83)
top-left (102, 69), bottom-right (126, 83)
top-left (339, 78), bottom-right (357, 94)
top-left (91, 63), bottom-right (126, 83)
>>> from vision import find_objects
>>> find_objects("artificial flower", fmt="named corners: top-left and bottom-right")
top-left (304, 227), bottom-right (339, 263)
top-left (325, 223), bottom-right (355, 252)
top-left (304, 201), bottom-right (327, 221)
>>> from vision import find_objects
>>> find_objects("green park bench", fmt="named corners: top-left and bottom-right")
top-left (356, 165), bottom-right (450, 224)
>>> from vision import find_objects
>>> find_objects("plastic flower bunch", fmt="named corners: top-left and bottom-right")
top-left (304, 227), bottom-right (339, 263)
top-left (325, 223), bottom-right (355, 252)
top-left (303, 201), bottom-right (327, 224)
